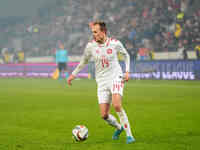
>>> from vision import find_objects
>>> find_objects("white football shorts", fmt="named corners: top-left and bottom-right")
top-left (97, 76), bottom-right (124, 104)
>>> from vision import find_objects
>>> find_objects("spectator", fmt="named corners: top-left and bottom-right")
top-left (18, 50), bottom-right (25, 63)
top-left (0, 0), bottom-right (200, 58)
top-left (149, 49), bottom-right (155, 60)
top-left (177, 40), bottom-right (185, 59)
top-left (138, 46), bottom-right (149, 60)
top-left (195, 45), bottom-right (200, 60)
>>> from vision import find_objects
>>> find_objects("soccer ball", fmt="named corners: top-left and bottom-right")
top-left (72, 125), bottom-right (88, 141)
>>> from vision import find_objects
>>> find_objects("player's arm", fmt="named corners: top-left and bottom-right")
top-left (67, 44), bottom-right (92, 85)
top-left (115, 40), bottom-right (130, 82)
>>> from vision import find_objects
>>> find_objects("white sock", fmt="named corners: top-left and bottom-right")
top-left (117, 108), bottom-right (133, 137)
top-left (104, 114), bottom-right (121, 130)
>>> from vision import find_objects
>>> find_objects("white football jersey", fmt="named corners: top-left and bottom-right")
top-left (72, 37), bottom-right (130, 84)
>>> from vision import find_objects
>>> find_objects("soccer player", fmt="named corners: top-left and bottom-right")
top-left (55, 41), bottom-right (69, 80)
top-left (67, 21), bottom-right (135, 144)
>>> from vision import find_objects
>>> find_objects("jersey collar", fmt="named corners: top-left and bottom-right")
top-left (96, 37), bottom-right (110, 47)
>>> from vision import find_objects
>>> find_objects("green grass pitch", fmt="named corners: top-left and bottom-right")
top-left (0, 78), bottom-right (200, 150)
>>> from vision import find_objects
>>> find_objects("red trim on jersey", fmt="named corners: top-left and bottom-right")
top-left (110, 38), bottom-right (118, 42)
top-left (121, 82), bottom-right (124, 88)
top-left (107, 48), bottom-right (112, 54)
top-left (118, 84), bottom-right (120, 91)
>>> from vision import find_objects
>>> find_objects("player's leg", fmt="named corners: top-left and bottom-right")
top-left (99, 103), bottom-right (121, 129)
top-left (98, 88), bottom-right (121, 130)
top-left (112, 94), bottom-right (135, 143)
top-left (60, 63), bottom-right (66, 80)
top-left (58, 63), bottom-right (62, 80)
top-left (111, 77), bottom-right (135, 143)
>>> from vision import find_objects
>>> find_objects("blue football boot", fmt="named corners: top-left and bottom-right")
top-left (112, 127), bottom-right (124, 140)
top-left (126, 136), bottom-right (135, 144)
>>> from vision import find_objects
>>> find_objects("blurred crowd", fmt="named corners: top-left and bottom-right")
top-left (0, 0), bottom-right (200, 63)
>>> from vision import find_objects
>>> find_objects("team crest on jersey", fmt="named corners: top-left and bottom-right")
top-left (107, 48), bottom-right (112, 54)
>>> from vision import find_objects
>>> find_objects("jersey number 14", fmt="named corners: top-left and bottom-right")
top-left (101, 55), bottom-right (109, 68)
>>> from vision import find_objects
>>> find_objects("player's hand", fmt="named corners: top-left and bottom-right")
top-left (124, 72), bottom-right (130, 82)
top-left (67, 74), bottom-right (76, 86)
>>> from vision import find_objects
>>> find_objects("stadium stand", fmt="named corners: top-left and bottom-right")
top-left (0, 0), bottom-right (200, 62)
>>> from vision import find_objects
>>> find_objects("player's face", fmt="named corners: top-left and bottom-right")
top-left (59, 44), bottom-right (64, 49)
top-left (91, 24), bottom-right (106, 44)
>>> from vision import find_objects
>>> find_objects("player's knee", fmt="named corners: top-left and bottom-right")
top-left (113, 104), bottom-right (121, 112)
